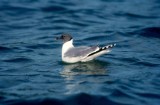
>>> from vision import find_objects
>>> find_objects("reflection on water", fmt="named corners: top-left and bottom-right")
top-left (60, 60), bottom-right (109, 80)
top-left (60, 60), bottom-right (110, 94)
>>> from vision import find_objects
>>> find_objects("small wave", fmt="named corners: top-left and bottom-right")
top-left (0, 46), bottom-right (12, 52)
top-left (36, 36), bottom-right (53, 40)
top-left (26, 44), bottom-right (54, 49)
top-left (2, 98), bottom-right (64, 105)
top-left (40, 5), bottom-right (67, 12)
top-left (3, 57), bottom-right (33, 63)
top-left (52, 19), bottom-right (87, 26)
top-left (133, 61), bottom-right (159, 67)
top-left (0, 4), bottom-right (37, 16)
top-left (114, 12), bottom-right (159, 19)
top-left (83, 35), bottom-right (116, 44)
top-left (137, 92), bottom-right (160, 99)
top-left (84, 35), bottom-right (107, 41)
top-left (117, 57), bottom-right (159, 67)
top-left (5, 25), bottom-right (33, 30)
top-left (1, 93), bottom-right (119, 105)
top-left (108, 89), bottom-right (137, 105)
top-left (0, 5), bottom-right (36, 12)
top-left (138, 27), bottom-right (160, 38)
top-left (116, 57), bottom-right (140, 64)
top-left (68, 93), bottom-right (117, 105)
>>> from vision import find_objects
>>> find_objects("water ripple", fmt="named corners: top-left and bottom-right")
top-left (138, 27), bottom-right (160, 38)
top-left (115, 12), bottom-right (159, 19)
top-left (0, 0), bottom-right (160, 105)
top-left (2, 57), bottom-right (33, 63)
top-left (40, 5), bottom-right (68, 12)
top-left (0, 46), bottom-right (12, 52)
top-left (26, 43), bottom-right (54, 49)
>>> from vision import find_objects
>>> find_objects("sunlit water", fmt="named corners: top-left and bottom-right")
top-left (0, 0), bottom-right (160, 105)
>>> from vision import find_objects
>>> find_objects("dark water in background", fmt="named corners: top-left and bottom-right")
top-left (0, 0), bottom-right (160, 105)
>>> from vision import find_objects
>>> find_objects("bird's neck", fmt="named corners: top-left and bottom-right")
top-left (62, 39), bottom-right (74, 57)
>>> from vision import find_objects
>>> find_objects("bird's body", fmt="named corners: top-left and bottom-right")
top-left (56, 34), bottom-right (116, 63)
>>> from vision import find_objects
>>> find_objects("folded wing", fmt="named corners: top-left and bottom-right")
top-left (64, 46), bottom-right (99, 58)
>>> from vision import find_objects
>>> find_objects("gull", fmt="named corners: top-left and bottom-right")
top-left (56, 33), bottom-right (116, 63)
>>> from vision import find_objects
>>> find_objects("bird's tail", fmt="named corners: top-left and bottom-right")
top-left (82, 43), bottom-right (116, 62)
top-left (87, 43), bottom-right (116, 57)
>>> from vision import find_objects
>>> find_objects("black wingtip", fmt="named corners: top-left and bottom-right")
top-left (105, 43), bottom-right (116, 49)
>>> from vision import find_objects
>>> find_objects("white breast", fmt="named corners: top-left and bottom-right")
top-left (62, 39), bottom-right (74, 62)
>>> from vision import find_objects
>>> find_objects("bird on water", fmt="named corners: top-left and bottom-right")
top-left (56, 33), bottom-right (116, 63)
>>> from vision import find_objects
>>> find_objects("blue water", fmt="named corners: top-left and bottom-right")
top-left (0, 0), bottom-right (160, 105)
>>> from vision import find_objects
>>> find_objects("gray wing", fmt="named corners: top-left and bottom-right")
top-left (64, 46), bottom-right (99, 57)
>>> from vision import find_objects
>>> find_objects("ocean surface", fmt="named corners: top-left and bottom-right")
top-left (0, 0), bottom-right (160, 105)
